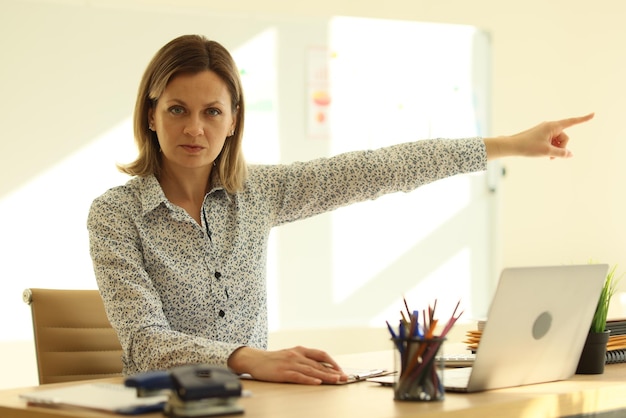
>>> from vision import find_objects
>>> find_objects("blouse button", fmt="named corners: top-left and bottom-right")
top-left (215, 271), bottom-right (222, 279)
top-left (219, 310), bottom-right (226, 318)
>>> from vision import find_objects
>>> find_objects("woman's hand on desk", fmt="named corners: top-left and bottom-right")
top-left (228, 346), bottom-right (349, 385)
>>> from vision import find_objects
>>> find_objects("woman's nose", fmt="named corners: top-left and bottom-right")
top-left (183, 116), bottom-right (204, 136)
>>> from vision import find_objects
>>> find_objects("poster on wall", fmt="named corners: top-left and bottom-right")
top-left (307, 47), bottom-right (331, 139)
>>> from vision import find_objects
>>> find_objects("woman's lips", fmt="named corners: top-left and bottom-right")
top-left (181, 145), bottom-right (204, 153)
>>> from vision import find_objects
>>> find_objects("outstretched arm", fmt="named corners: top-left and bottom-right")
top-left (484, 113), bottom-right (594, 160)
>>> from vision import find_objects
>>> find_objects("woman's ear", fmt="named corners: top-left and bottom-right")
top-left (148, 108), bottom-right (155, 131)
top-left (229, 108), bottom-right (239, 136)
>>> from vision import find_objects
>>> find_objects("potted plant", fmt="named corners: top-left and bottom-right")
top-left (576, 264), bottom-right (621, 374)
top-left (590, 264), bottom-right (620, 333)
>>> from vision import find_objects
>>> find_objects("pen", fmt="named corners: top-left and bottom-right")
top-left (386, 320), bottom-right (404, 353)
top-left (386, 320), bottom-right (398, 339)
top-left (403, 296), bottom-right (412, 319)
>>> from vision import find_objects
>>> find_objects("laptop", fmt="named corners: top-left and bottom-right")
top-left (444, 264), bottom-right (608, 393)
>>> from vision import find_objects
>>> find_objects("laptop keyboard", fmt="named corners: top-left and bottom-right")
top-left (437, 353), bottom-right (476, 367)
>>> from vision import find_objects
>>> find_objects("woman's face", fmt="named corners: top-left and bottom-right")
top-left (149, 70), bottom-right (236, 175)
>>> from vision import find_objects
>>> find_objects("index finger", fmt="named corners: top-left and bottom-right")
top-left (556, 112), bottom-right (594, 129)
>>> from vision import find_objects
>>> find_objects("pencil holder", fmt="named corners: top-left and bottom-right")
top-left (392, 337), bottom-right (445, 401)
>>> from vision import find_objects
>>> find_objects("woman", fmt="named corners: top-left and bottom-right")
top-left (88, 34), bottom-right (593, 385)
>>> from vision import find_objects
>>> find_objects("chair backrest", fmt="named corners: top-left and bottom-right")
top-left (23, 288), bottom-right (123, 384)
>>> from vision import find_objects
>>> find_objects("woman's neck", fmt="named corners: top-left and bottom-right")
top-left (159, 165), bottom-right (212, 222)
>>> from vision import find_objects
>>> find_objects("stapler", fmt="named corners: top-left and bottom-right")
top-left (125, 364), bottom-right (244, 417)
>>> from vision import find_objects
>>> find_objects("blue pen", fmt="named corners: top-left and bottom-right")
top-left (386, 321), bottom-right (404, 354)
top-left (386, 320), bottom-right (398, 339)
top-left (413, 310), bottom-right (423, 338)
top-left (398, 320), bottom-right (408, 372)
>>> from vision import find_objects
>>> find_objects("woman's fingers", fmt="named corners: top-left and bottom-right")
top-left (284, 346), bottom-right (348, 384)
top-left (554, 113), bottom-right (594, 130)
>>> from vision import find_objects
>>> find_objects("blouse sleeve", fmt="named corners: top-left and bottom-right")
top-left (253, 137), bottom-right (487, 226)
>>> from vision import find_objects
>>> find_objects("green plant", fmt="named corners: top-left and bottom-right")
top-left (590, 264), bottom-right (621, 333)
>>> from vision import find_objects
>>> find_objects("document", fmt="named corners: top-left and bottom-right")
top-left (20, 382), bottom-right (168, 415)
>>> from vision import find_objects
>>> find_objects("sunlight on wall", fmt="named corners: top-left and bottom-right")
top-left (370, 248), bottom-right (472, 326)
top-left (327, 17), bottom-right (486, 322)
top-left (0, 118), bottom-right (135, 341)
top-left (330, 178), bottom-right (471, 304)
top-left (328, 18), bottom-right (480, 151)
top-left (231, 28), bottom-right (281, 330)
top-left (234, 28), bottom-right (280, 166)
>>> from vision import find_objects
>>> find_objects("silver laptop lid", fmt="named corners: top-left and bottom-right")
top-left (466, 264), bottom-right (608, 392)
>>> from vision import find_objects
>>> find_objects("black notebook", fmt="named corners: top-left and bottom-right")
top-left (606, 318), bottom-right (626, 364)
top-left (606, 349), bottom-right (626, 364)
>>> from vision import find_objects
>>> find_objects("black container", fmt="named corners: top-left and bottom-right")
top-left (576, 330), bottom-right (610, 374)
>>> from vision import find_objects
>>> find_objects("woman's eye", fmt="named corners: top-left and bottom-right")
top-left (206, 108), bottom-right (221, 116)
top-left (169, 106), bottom-right (185, 115)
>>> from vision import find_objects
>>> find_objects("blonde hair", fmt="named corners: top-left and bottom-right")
top-left (118, 34), bottom-right (247, 193)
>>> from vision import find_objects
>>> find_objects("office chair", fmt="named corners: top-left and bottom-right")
top-left (23, 288), bottom-right (124, 384)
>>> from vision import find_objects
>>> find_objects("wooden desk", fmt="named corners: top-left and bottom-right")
top-left (2, 351), bottom-right (626, 418)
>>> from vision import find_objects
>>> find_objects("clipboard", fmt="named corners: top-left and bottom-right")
top-left (239, 367), bottom-right (392, 385)
top-left (333, 368), bottom-right (393, 384)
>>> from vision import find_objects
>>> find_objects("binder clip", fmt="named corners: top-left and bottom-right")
top-left (125, 364), bottom-right (244, 417)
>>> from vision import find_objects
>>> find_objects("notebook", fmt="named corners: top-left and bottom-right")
top-left (444, 264), bottom-right (608, 393)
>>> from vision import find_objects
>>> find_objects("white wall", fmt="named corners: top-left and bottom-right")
top-left (244, 0), bottom-right (626, 306)
top-left (2, 0), bottom-right (626, 389)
